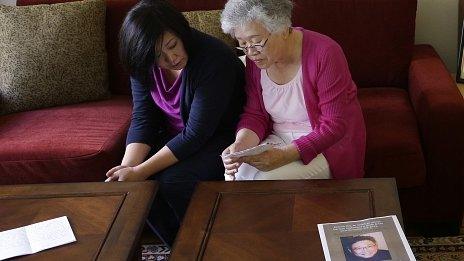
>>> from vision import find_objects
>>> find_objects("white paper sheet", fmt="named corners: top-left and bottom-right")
top-left (0, 216), bottom-right (76, 260)
top-left (222, 143), bottom-right (274, 159)
top-left (317, 215), bottom-right (416, 261)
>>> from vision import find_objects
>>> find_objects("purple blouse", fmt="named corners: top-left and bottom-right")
top-left (151, 66), bottom-right (184, 135)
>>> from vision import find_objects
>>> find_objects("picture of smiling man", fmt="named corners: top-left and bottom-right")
top-left (343, 235), bottom-right (392, 261)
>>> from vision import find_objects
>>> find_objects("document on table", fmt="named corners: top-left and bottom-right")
top-left (318, 215), bottom-right (416, 261)
top-left (0, 216), bottom-right (76, 260)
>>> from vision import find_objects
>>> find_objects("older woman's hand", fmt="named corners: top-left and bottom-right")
top-left (239, 145), bottom-right (300, 172)
top-left (222, 142), bottom-right (253, 177)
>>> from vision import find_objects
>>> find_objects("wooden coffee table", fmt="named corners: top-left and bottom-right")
top-left (0, 181), bottom-right (157, 260)
top-left (172, 178), bottom-right (402, 260)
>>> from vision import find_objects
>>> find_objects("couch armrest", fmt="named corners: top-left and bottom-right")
top-left (408, 44), bottom-right (464, 223)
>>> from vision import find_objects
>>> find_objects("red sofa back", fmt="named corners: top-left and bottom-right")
top-left (169, 0), bottom-right (417, 88)
top-left (18, 0), bottom-right (417, 90)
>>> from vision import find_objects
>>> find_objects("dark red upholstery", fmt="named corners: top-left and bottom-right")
top-left (358, 88), bottom-right (426, 188)
top-left (407, 45), bottom-right (464, 229)
top-left (3, 0), bottom-right (137, 185)
top-left (0, 96), bottom-right (131, 184)
top-left (17, 0), bottom-right (415, 90)
top-left (292, 1), bottom-right (416, 88)
top-left (170, 0), bottom-right (415, 88)
top-left (8, 0), bottom-right (464, 234)
top-left (105, 0), bottom-right (138, 94)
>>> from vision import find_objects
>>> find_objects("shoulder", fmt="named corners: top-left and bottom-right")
top-left (298, 27), bottom-right (341, 50)
top-left (129, 75), bottom-right (151, 91)
top-left (296, 27), bottom-right (345, 61)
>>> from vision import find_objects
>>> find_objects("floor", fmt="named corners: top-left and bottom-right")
top-left (140, 225), bottom-right (163, 245)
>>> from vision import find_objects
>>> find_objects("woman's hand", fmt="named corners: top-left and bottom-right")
top-left (222, 129), bottom-right (261, 179)
top-left (104, 165), bottom-right (146, 182)
top-left (239, 145), bottom-right (300, 172)
top-left (222, 142), bottom-right (253, 177)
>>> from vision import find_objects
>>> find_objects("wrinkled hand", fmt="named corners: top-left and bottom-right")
top-left (105, 165), bottom-right (145, 182)
top-left (239, 147), bottom-right (291, 172)
top-left (222, 142), bottom-right (254, 178)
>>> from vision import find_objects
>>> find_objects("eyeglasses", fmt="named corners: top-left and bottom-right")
top-left (236, 37), bottom-right (269, 54)
top-left (353, 244), bottom-right (376, 252)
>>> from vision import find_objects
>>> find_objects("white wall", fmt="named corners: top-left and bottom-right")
top-left (0, 0), bottom-right (15, 6)
top-left (415, 0), bottom-right (459, 73)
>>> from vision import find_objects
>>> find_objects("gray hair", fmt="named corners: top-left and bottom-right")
top-left (221, 0), bottom-right (293, 36)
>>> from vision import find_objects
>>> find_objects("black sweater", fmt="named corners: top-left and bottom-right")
top-left (126, 29), bottom-right (245, 160)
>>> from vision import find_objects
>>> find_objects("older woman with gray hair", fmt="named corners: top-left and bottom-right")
top-left (220, 0), bottom-right (366, 180)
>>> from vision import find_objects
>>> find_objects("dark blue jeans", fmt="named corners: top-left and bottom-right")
top-left (146, 135), bottom-right (229, 246)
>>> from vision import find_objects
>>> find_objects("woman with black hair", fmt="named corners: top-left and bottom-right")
top-left (105, 0), bottom-right (245, 245)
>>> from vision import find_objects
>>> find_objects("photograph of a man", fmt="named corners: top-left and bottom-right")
top-left (341, 233), bottom-right (392, 261)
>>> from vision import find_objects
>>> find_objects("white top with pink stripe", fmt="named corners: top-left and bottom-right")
top-left (260, 66), bottom-right (312, 134)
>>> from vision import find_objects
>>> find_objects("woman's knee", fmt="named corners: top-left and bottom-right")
top-left (253, 156), bottom-right (331, 180)
top-left (155, 156), bottom-right (224, 184)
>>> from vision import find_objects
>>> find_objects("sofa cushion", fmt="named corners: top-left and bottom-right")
top-left (183, 9), bottom-right (235, 49)
top-left (358, 88), bottom-right (426, 188)
top-left (17, 0), bottom-right (139, 96)
top-left (0, 96), bottom-right (132, 184)
top-left (0, 0), bottom-right (109, 115)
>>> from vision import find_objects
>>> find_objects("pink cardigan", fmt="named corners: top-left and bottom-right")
top-left (237, 28), bottom-right (366, 179)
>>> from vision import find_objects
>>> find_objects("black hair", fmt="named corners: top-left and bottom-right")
top-left (119, 0), bottom-right (192, 82)
top-left (350, 236), bottom-right (377, 249)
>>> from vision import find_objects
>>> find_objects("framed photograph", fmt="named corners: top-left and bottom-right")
top-left (457, 19), bottom-right (464, 83)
